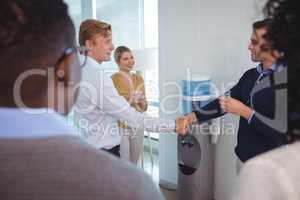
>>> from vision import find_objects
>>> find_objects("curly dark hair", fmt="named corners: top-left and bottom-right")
top-left (264, 0), bottom-right (300, 141)
top-left (0, 0), bottom-right (75, 79)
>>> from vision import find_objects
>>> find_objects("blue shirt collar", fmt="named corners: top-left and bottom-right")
top-left (0, 107), bottom-right (77, 139)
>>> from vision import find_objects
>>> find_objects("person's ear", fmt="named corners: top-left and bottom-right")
top-left (260, 42), bottom-right (272, 52)
top-left (54, 53), bottom-right (81, 115)
top-left (271, 50), bottom-right (281, 59)
top-left (85, 39), bottom-right (94, 50)
top-left (55, 54), bottom-right (73, 84)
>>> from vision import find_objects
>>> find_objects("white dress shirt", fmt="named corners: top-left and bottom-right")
top-left (74, 56), bottom-right (175, 149)
top-left (0, 107), bottom-right (75, 138)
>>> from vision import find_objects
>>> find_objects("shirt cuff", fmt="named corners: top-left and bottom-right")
top-left (248, 111), bottom-right (255, 124)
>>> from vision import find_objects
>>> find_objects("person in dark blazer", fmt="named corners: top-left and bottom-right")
top-left (179, 19), bottom-right (286, 164)
top-left (231, 0), bottom-right (300, 198)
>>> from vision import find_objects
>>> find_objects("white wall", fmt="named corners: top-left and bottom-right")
top-left (158, 0), bottom-right (264, 199)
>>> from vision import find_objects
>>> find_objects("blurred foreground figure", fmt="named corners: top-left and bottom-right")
top-left (231, 0), bottom-right (300, 199)
top-left (0, 1), bottom-right (163, 199)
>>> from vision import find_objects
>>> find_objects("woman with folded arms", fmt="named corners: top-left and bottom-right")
top-left (112, 46), bottom-right (147, 164)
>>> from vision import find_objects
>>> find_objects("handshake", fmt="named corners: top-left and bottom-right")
top-left (175, 112), bottom-right (197, 135)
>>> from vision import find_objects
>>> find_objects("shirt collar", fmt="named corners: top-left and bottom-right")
top-left (80, 55), bottom-right (101, 68)
top-left (0, 107), bottom-right (77, 139)
top-left (256, 63), bottom-right (284, 74)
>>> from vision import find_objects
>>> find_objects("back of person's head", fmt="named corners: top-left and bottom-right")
top-left (264, 0), bottom-right (300, 68)
top-left (0, 0), bottom-right (75, 78)
top-left (0, 0), bottom-right (80, 113)
top-left (114, 46), bottom-right (131, 64)
top-left (265, 0), bottom-right (300, 142)
top-left (79, 19), bottom-right (111, 46)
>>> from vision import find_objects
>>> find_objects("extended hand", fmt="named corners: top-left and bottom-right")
top-left (175, 117), bottom-right (190, 135)
top-left (175, 112), bottom-right (197, 135)
top-left (219, 97), bottom-right (253, 119)
top-left (185, 112), bottom-right (197, 124)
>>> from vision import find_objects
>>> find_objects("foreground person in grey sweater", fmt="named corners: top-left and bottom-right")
top-left (0, 0), bottom-right (163, 199)
top-left (0, 134), bottom-right (163, 200)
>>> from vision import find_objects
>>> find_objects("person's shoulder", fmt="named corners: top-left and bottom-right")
top-left (6, 136), bottom-right (163, 200)
top-left (243, 142), bottom-right (300, 174)
top-left (232, 146), bottom-right (289, 200)
top-left (111, 72), bottom-right (121, 83)
top-left (132, 72), bottom-right (144, 82)
top-left (245, 144), bottom-right (284, 163)
top-left (110, 72), bottom-right (129, 88)
top-left (236, 67), bottom-right (258, 84)
top-left (266, 142), bottom-right (300, 163)
top-left (236, 143), bottom-right (300, 199)
top-left (242, 67), bottom-right (258, 77)
top-left (64, 138), bottom-right (163, 199)
top-left (111, 72), bottom-right (121, 79)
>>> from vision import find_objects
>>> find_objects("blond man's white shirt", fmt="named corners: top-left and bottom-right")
top-left (74, 56), bottom-right (175, 149)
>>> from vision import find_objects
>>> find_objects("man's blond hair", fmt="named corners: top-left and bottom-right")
top-left (79, 19), bottom-right (111, 46)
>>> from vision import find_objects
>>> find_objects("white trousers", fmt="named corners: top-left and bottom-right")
top-left (119, 127), bottom-right (144, 164)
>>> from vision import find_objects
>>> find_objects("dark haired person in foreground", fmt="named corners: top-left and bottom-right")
top-left (0, 0), bottom-right (163, 199)
top-left (232, 0), bottom-right (300, 199)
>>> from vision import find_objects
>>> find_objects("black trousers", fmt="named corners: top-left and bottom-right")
top-left (102, 145), bottom-right (120, 157)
